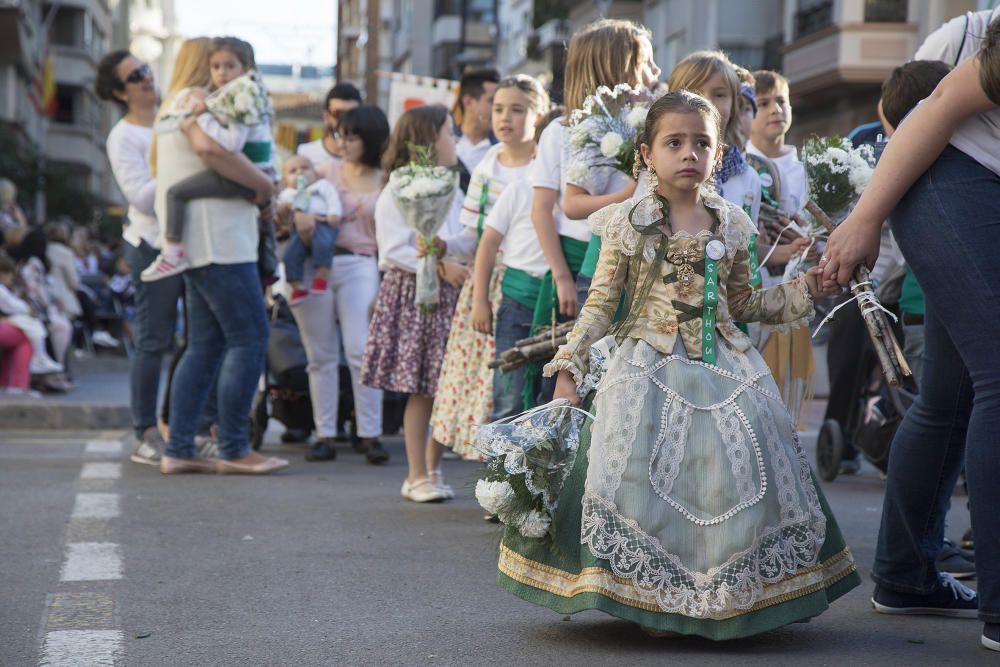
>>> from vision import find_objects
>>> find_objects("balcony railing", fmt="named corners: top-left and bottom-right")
top-left (865, 0), bottom-right (907, 22)
top-left (795, 1), bottom-right (833, 39)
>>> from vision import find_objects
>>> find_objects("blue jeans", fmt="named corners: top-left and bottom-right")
top-left (492, 297), bottom-right (537, 420)
top-left (166, 262), bottom-right (268, 460)
top-left (282, 222), bottom-right (337, 283)
top-left (123, 240), bottom-right (182, 439)
top-left (875, 146), bottom-right (998, 623)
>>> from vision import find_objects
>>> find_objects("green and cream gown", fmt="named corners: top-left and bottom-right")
top-left (496, 187), bottom-right (859, 639)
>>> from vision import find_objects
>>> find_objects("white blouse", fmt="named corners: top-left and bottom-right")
top-left (373, 189), bottom-right (466, 273)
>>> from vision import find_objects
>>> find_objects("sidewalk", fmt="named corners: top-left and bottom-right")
top-left (0, 353), bottom-right (132, 430)
top-left (0, 343), bottom-right (832, 431)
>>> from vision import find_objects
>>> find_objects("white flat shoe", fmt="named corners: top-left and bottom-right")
top-left (401, 478), bottom-right (446, 503)
top-left (429, 469), bottom-right (455, 499)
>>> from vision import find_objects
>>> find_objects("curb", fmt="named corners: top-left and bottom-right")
top-left (0, 403), bottom-right (131, 431)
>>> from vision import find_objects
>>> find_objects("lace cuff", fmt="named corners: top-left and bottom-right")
top-left (542, 358), bottom-right (585, 386)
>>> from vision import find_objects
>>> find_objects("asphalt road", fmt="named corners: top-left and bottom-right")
top-left (1, 426), bottom-right (991, 667)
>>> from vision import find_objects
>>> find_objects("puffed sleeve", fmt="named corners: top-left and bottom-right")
top-left (726, 246), bottom-right (814, 328)
top-left (542, 240), bottom-right (629, 385)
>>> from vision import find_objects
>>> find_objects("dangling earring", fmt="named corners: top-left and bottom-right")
top-left (645, 163), bottom-right (658, 193)
top-left (631, 149), bottom-right (642, 179)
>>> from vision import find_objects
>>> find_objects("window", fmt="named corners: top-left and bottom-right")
top-left (864, 0), bottom-right (907, 22)
top-left (795, 0), bottom-right (833, 39)
top-left (48, 5), bottom-right (87, 49)
top-left (54, 85), bottom-right (77, 124)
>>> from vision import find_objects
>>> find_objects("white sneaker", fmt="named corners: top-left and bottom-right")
top-left (401, 478), bottom-right (446, 503)
top-left (29, 355), bottom-right (63, 375)
top-left (429, 468), bottom-right (455, 499)
top-left (91, 330), bottom-right (120, 348)
top-left (141, 252), bottom-right (190, 282)
top-left (3, 387), bottom-right (43, 398)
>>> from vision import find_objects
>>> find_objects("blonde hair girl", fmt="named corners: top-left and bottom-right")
top-left (532, 18), bottom-right (660, 333)
top-left (149, 37), bottom-right (212, 174)
top-left (431, 73), bottom-right (550, 460)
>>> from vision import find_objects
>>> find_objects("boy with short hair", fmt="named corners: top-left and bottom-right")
top-left (454, 69), bottom-right (500, 177)
top-left (747, 70), bottom-right (807, 215)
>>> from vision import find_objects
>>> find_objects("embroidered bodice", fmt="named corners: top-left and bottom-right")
top-left (545, 188), bottom-right (814, 384)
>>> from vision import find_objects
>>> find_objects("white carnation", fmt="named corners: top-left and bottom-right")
top-left (600, 132), bottom-right (624, 158)
top-left (626, 106), bottom-right (648, 130)
top-left (233, 91), bottom-right (255, 113)
top-left (565, 161), bottom-right (589, 186)
top-left (515, 510), bottom-right (551, 539)
top-left (475, 479), bottom-right (514, 515)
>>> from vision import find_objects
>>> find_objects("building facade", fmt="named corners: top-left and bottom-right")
top-left (781, 0), bottom-right (979, 144)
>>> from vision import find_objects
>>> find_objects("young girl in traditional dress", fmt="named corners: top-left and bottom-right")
top-left (359, 105), bottom-right (469, 503)
top-left (431, 75), bottom-right (549, 462)
top-left (496, 91), bottom-right (859, 638)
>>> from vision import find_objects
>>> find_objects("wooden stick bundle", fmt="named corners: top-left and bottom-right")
top-left (805, 201), bottom-right (912, 386)
top-left (488, 321), bottom-right (575, 372)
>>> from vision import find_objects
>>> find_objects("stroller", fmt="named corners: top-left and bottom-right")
top-left (248, 294), bottom-right (408, 451)
top-left (816, 371), bottom-right (916, 482)
top-left (815, 264), bottom-right (917, 481)
top-left (250, 296), bottom-right (314, 451)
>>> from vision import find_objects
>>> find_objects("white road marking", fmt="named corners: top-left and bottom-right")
top-left (84, 440), bottom-right (123, 456)
top-left (40, 629), bottom-right (122, 666)
top-left (79, 463), bottom-right (122, 480)
top-left (71, 494), bottom-right (120, 519)
top-left (60, 543), bottom-right (123, 582)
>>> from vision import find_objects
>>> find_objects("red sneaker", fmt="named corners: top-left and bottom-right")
top-left (310, 277), bottom-right (328, 294)
top-left (289, 288), bottom-right (310, 305)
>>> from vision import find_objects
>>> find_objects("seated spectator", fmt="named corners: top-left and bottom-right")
top-left (0, 178), bottom-right (28, 232)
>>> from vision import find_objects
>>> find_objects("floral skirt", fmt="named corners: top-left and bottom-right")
top-left (431, 264), bottom-right (504, 459)
top-left (497, 337), bottom-right (859, 639)
top-left (360, 268), bottom-right (459, 396)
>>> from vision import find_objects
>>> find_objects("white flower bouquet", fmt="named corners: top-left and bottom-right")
top-left (205, 71), bottom-right (273, 127)
top-left (778, 135), bottom-right (876, 280)
top-left (803, 135), bottom-right (874, 219)
top-left (388, 152), bottom-right (457, 312)
top-left (566, 84), bottom-right (650, 191)
top-left (473, 400), bottom-right (593, 543)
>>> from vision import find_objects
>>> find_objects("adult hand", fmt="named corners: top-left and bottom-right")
top-left (554, 273), bottom-right (578, 318)
top-left (471, 299), bottom-right (493, 334)
top-left (294, 211), bottom-right (316, 245)
top-left (553, 370), bottom-right (581, 406)
top-left (257, 199), bottom-right (275, 222)
top-left (819, 212), bottom-right (882, 288)
top-left (438, 261), bottom-right (469, 288)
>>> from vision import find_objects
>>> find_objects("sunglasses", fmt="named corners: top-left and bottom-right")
top-left (118, 64), bottom-right (151, 88)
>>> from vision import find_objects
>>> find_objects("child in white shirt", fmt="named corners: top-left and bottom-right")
top-left (143, 38), bottom-right (276, 282)
top-left (276, 155), bottom-right (343, 304)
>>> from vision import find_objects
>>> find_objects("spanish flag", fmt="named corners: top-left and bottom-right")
top-left (30, 51), bottom-right (56, 117)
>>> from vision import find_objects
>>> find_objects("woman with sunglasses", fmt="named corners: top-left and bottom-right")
top-left (96, 51), bottom-right (181, 466)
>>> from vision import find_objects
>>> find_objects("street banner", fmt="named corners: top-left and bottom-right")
top-left (381, 71), bottom-right (457, 125)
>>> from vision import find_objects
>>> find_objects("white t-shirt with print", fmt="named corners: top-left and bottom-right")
top-left (747, 141), bottom-right (807, 214)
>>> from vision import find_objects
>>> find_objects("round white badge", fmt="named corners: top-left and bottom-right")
top-left (706, 240), bottom-right (726, 261)
top-left (759, 172), bottom-right (774, 188)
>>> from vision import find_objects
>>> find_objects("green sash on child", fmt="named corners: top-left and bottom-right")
top-left (242, 140), bottom-right (271, 164)
top-left (519, 235), bottom-right (588, 410)
top-left (501, 268), bottom-right (543, 310)
top-left (579, 233), bottom-right (602, 280)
